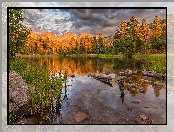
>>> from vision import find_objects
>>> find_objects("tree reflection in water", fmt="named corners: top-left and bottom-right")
top-left (118, 79), bottom-right (125, 103)
top-left (20, 56), bottom-right (166, 124)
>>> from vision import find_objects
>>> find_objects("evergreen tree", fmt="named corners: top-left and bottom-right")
top-left (9, 9), bottom-right (30, 58)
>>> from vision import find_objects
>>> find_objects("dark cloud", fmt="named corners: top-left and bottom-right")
top-left (23, 9), bottom-right (44, 27)
top-left (23, 8), bottom-right (166, 36)
top-left (58, 9), bottom-right (166, 36)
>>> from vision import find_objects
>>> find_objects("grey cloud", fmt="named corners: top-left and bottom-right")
top-left (43, 24), bottom-right (53, 31)
top-left (22, 7), bottom-right (166, 36)
top-left (58, 9), bottom-right (166, 36)
top-left (23, 9), bottom-right (44, 27)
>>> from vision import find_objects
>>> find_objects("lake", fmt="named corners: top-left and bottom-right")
top-left (18, 56), bottom-right (166, 124)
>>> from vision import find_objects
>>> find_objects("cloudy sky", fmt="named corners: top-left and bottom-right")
top-left (19, 2), bottom-right (170, 36)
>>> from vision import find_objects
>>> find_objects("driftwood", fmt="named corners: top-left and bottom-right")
top-left (88, 74), bottom-right (113, 87)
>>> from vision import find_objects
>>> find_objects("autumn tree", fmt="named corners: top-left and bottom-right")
top-left (97, 33), bottom-right (105, 54)
top-left (113, 16), bottom-right (140, 58)
top-left (115, 21), bottom-right (127, 40)
top-left (91, 36), bottom-right (97, 54)
top-left (150, 15), bottom-right (166, 53)
top-left (152, 15), bottom-right (163, 40)
top-left (74, 40), bottom-right (79, 54)
top-left (69, 37), bottom-right (76, 54)
top-left (127, 16), bottom-right (141, 53)
top-left (138, 19), bottom-right (152, 53)
top-left (79, 37), bottom-right (86, 54)
top-left (84, 35), bottom-right (91, 54)
top-left (24, 35), bottom-right (34, 54)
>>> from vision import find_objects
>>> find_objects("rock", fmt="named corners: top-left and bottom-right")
top-left (74, 112), bottom-right (87, 123)
top-left (127, 108), bottom-right (132, 111)
top-left (125, 69), bottom-right (132, 75)
top-left (103, 72), bottom-right (110, 75)
top-left (132, 70), bottom-right (137, 75)
top-left (132, 99), bottom-right (141, 104)
top-left (97, 89), bottom-right (103, 93)
top-left (118, 71), bottom-right (125, 76)
top-left (132, 88), bottom-right (136, 91)
top-left (9, 71), bottom-right (32, 122)
top-left (137, 114), bottom-right (152, 124)
top-left (139, 87), bottom-right (144, 93)
top-left (142, 70), bottom-right (165, 80)
top-left (144, 106), bottom-right (150, 108)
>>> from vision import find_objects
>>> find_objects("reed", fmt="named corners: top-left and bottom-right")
top-left (9, 58), bottom-right (65, 117)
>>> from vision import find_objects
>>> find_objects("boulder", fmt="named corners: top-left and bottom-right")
top-left (9, 71), bottom-right (32, 123)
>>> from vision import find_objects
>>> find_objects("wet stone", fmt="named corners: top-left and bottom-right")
top-left (137, 114), bottom-right (152, 124)
top-left (132, 99), bottom-right (141, 104)
top-left (74, 112), bottom-right (88, 123)
top-left (127, 108), bottom-right (132, 111)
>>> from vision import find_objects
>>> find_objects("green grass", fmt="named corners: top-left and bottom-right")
top-left (133, 54), bottom-right (166, 59)
top-left (9, 58), bottom-right (65, 116)
top-left (21, 54), bottom-right (58, 58)
top-left (98, 54), bottom-right (123, 58)
top-left (65, 53), bottom-right (99, 57)
top-left (133, 54), bottom-right (166, 75)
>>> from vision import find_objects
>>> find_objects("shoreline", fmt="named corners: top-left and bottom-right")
top-left (21, 53), bottom-right (166, 59)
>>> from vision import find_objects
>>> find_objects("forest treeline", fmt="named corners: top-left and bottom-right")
top-left (23, 15), bottom-right (166, 58)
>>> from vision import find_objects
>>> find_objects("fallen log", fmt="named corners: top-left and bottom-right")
top-left (88, 73), bottom-right (113, 87)
top-left (142, 70), bottom-right (165, 80)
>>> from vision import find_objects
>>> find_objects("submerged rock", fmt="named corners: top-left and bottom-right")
top-left (74, 112), bottom-right (87, 123)
top-left (118, 69), bottom-right (136, 77)
top-left (139, 87), bottom-right (144, 93)
top-left (137, 114), bottom-right (152, 124)
top-left (132, 99), bottom-right (141, 104)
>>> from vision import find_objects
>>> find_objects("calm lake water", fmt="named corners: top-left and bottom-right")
top-left (19, 56), bottom-right (166, 124)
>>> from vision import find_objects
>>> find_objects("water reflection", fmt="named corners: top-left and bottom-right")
top-left (21, 56), bottom-right (166, 124)
top-left (24, 57), bottom-right (148, 77)
top-left (61, 79), bottom-right (70, 108)
top-left (120, 89), bottom-right (125, 103)
top-left (23, 56), bottom-right (166, 98)
top-left (118, 79), bottom-right (125, 103)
